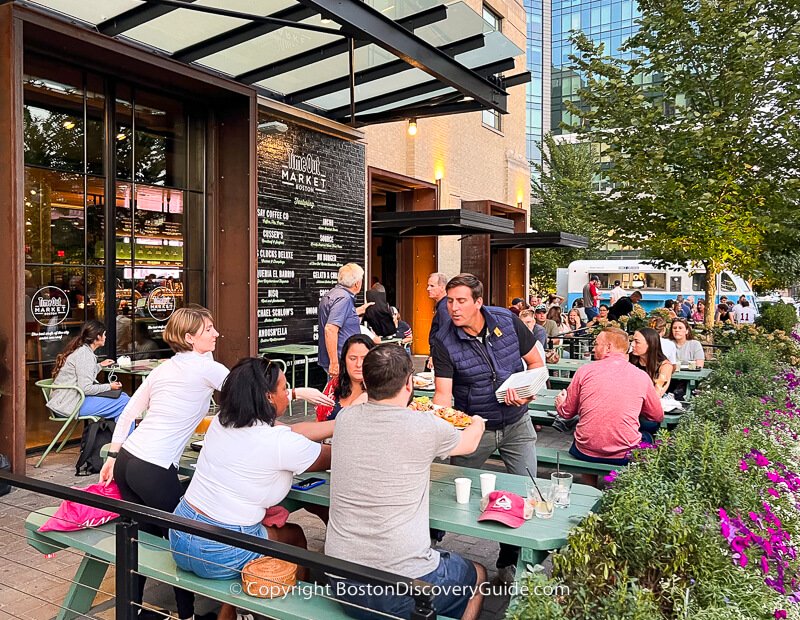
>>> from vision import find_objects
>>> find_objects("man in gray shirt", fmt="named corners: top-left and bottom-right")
top-left (326, 345), bottom-right (487, 620)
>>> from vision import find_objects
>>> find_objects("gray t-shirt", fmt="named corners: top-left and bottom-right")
top-left (325, 402), bottom-right (461, 578)
top-left (676, 340), bottom-right (705, 362)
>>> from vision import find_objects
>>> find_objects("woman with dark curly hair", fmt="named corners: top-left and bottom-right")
top-left (316, 334), bottom-right (376, 421)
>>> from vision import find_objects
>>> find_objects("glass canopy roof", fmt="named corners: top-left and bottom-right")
top-left (26, 0), bottom-right (526, 125)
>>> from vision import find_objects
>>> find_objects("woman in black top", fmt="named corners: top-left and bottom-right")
top-left (363, 289), bottom-right (396, 337)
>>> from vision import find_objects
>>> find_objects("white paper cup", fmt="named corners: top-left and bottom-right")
top-left (479, 473), bottom-right (496, 497)
top-left (454, 478), bottom-right (472, 504)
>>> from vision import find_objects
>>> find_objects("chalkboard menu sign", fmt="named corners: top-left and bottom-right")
top-left (256, 120), bottom-right (366, 351)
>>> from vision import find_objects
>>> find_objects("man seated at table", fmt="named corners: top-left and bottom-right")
top-left (554, 327), bottom-right (663, 465)
top-left (325, 345), bottom-right (487, 620)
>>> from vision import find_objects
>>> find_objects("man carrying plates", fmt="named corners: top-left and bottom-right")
top-left (431, 273), bottom-right (544, 585)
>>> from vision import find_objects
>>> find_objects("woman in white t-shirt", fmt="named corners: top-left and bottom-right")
top-left (169, 357), bottom-right (333, 620)
top-left (98, 305), bottom-right (229, 620)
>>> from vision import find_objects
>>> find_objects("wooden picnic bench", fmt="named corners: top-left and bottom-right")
top-left (24, 508), bottom-right (456, 620)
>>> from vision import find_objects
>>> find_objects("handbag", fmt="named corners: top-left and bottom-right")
top-left (545, 348), bottom-right (560, 364)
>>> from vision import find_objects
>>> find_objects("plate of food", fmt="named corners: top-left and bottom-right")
top-left (433, 406), bottom-right (472, 428)
top-left (413, 372), bottom-right (434, 389)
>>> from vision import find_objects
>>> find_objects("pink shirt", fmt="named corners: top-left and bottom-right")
top-left (556, 352), bottom-right (663, 459)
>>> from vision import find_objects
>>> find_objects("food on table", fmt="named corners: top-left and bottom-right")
top-left (409, 396), bottom-right (433, 411)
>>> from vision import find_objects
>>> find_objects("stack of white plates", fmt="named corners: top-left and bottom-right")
top-left (495, 368), bottom-right (549, 403)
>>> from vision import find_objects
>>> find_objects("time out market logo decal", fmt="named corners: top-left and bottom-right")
top-left (146, 287), bottom-right (177, 321)
top-left (281, 149), bottom-right (327, 194)
top-left (31, 286), bottom-right (70, 326)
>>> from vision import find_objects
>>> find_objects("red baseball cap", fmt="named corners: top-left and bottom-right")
top-left (477, 491), bottom-right (526, 528)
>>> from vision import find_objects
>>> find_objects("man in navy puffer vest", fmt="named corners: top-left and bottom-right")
top-left (432, 274), bottom-right (545, 584)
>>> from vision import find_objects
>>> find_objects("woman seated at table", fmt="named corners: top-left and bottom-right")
top-left (48, 320), bottom-right (130, 422)
top-left (585, 304), bottom-right (610, 328)
top-left (169, 357), bottom-right (334, 620)
top-left (716, 303), bottom-right (734, 324)
top-left (565, 309), bottom-right (586, 336)
top-left (630, 327), bottom-right (673, 399)
top-left (667, 318), bottom-right (705, 400)
top-left (316, 334), bottom-right (375, 421)
top-left (691, 300), bottom-right (706, 323)
top-left (663, 299), bottom-right (678, 320)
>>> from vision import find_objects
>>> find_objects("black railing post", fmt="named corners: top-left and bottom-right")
top-left (116, 520), bottom-right (139, 620)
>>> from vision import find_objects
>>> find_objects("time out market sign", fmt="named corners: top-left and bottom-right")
top-left (281, 149), bottom-right (327, 194)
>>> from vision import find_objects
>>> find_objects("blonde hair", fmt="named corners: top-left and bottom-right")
top-left (162, 304), bottom-right (214, 353)
top-left (600, 327), bottom-right (630, 352)
top-left (519, 309), bottom-right (535, 320)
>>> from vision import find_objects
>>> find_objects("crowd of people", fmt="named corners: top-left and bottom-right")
top-left (42, 267), bottom-right (742, 620)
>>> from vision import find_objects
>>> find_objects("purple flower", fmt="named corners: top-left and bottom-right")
top-left (761, 556), bottom-right (770, 574)
top-left (673, 506), bottom-right (683, 514)
top-left (603, 470), bottom-right (618, 484)
top-left (768, 488), bottom-right (780, 498)
top-left (740, 460), bottom-right (749, 471)
top-left (775, 610), bottom-right (787, 619)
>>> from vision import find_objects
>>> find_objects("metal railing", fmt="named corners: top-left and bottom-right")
top-left (0, 471), bottom-right (438, 620)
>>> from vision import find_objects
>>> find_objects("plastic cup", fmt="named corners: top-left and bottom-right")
top-left (194, 415), bottom-right (215, 435)
top-left (688, 361), bottom-right (697, 371)
top-left (551, 472), bottom-right (573, 508)
top-left (479, 473), bottom-right (496, 497)
top-left (534, 485), bottom-right (555, 519)
top-left (454, 478), bottom-right (472, 504)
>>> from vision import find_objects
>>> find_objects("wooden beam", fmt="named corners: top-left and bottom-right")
top-left (0, 3), bottom-right (26, 472)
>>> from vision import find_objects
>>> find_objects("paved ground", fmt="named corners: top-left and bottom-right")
top-left (0, 360), bottom-right (574, 620)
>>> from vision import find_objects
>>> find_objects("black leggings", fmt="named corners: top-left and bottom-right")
top-left (114, 448), bottom-right (195, 619)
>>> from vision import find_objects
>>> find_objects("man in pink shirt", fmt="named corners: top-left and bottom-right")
top-left (554, 327), bottom-right (663, 465)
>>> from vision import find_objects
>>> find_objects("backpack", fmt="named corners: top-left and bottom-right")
top-left (76, 420), bottom-right (116, 476)
top-left (0, 452), bottom-right (11, 496)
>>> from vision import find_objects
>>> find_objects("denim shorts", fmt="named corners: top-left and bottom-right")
top-left (328, 551), bottom-right (477, 620)
top-left (169, 497), bottom-right (267, 580)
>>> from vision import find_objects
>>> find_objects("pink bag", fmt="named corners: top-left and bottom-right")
top-left (38, 482), bottom-right (122, 533)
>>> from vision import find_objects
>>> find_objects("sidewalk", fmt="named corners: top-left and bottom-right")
top-left (1, 403), bottom-right (572, 620)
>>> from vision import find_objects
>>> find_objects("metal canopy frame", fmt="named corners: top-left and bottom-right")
top-left (372, 209), bottom-right (515, 237)
top-left (25, 0), bottom-right (524, 125)
top-left (490, 232), bottom-right (590, 249)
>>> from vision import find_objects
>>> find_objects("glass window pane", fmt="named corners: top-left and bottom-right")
top-left (86, 74), bottom-right (105, 177)
top-left (134, 91), bottom-right (187, 187)
top-left (134, 185), bottom-right (185, 268)
top-left (116, 182), bottom-right (134, 268)
top-left (23, 59), bottom-right (85, 173)
top-left (24, 168), bottom-right (85, 265)
top-left (116, 84), bottom-right (133, 181)
top-left (721, 273), bottom-right (737, 292)
top-left (87, 176), bottom-right (106, 265)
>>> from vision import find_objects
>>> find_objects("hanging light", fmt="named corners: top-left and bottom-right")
top-left (407, 119), bottom-right (418, 136)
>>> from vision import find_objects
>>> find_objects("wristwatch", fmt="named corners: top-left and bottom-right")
top-left (107, 451), bottom-right (119, 459)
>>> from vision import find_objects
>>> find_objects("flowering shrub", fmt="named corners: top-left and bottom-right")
top-left (509, 343), bottom-right (800, 619)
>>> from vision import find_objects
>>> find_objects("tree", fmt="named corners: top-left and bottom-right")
top-left (565, 0), bottom-right (800, 327)
top-left (529, 134), bottom-right (603, 292)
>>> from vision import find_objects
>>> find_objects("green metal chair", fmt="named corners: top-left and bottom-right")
top-left (34, 379), bottom-right (100, 468)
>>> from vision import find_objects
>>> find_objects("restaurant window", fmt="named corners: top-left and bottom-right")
top-left (692, 273), bottom-right (707, 292)
top-left (23, 54), bottom-right (207, 379)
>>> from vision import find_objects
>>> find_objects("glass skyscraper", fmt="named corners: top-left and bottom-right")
top-left (525, 0), bottom-right (547, 166)
top-left (550, 0), bottom-right (640, 134)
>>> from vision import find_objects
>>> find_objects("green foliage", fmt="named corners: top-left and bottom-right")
top-left (703, 324), bottom-right (800, 367)
top-left (507, 343), bottom-right (799, 619)
top-left (529, 134), bottom-right (604, 292)
top-left (564, 0), bottom-right (800, 325)
top-left (756, 304), bottom-right (799, 334)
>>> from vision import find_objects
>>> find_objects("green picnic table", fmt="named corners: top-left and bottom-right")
top-left (176, 448), bottom-right (602, 569)
top-left (260, 344), bottom-right (319, 414)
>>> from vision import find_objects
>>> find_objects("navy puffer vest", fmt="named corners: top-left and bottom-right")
top-left (434, 306), bottom-right (525, 430)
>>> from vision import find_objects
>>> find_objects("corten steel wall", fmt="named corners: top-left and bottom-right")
top-left (0, 4), bottom-right (25, 471)
top-left (255, 118), bottom-right (366, 376)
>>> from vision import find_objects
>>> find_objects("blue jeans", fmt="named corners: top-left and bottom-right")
top-left (584, 306), bottom-right (599, 321)
top-left (329, 551), bottom-right (476, 620)
top-left (169, 497), bottom-right (268, 580)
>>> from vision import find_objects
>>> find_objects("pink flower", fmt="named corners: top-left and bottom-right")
top-left (761, 556), bottom-right (770, 574)
top-left (743, 428), bottom-right (750, 435)
top-left (603, 470), bottom-right (618, 484)
top-left (740, 460), bottom-right (749, 471)
top-left (768, 488), bottom-right (780, 498)
top-left (775, 611), bottom-right (787, 619)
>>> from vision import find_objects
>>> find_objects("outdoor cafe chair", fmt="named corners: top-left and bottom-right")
top-left (34, 379), bottom-right (100, 468)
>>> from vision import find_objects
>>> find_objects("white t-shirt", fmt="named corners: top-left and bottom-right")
top-left (660, 337), bottom-right (678, 365)
top-left (734, 306), bottom-right (756, 324)
top-left (676, 340), bottom-right (705, 362)
top-left (186, 418), bottom-right (321, 525)
top-left (610, 286), bottom-right (626, 305)
top-left (112, 351), bottom-right (229, 468)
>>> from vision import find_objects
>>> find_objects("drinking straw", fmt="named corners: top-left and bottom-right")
top-left (525, 467), bottom-right (545, 501)
top-left (557, 452), bottom-right (561, 477)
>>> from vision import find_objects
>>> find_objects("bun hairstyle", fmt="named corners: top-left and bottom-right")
top-left (218, 357), bottom-right (283, 428)
top-left (52, 320), bottom-right (106, 378)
